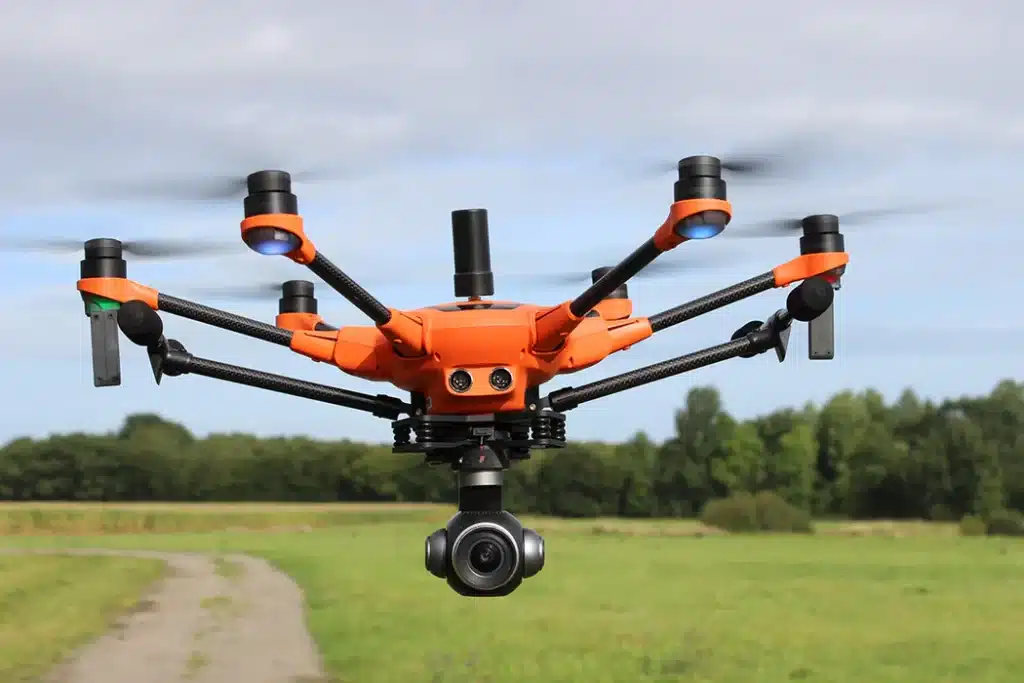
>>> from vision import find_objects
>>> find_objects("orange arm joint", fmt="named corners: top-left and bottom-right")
top-left (606, 317), bottom-right (654, 352)
top-left (288, 326), bottom-right (391, 378)
top-left (533, 301), bottom-right (581, 353)
top-left (378, 309), bottom-right (426, 356)
top-left (78, 278), bottom-right (159, 308)
top-left (773, 252), bottom-right (849, 287)
top-left (276, 312), bottom-right (325, 331)
top-left (653, 198), bottom-right (732, 251)
top-left (240, 214), bottom-right (316, 264)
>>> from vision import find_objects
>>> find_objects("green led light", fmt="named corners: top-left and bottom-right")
top-left (84, 295), bottom-right (121, 314)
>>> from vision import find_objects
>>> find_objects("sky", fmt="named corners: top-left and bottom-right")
top-left (1, 0), bottom-right (1022, 445)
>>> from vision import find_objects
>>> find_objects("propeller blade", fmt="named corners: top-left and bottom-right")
top-left (643, 153), bottom-right (783, 179)
top-left (182, 282), bottom-right (284, 301)
top-left (120, 239), bottom-right (243, 258)
top-left (0, 236), bottom-right (241, 259)
top-left (504, 253), bottom-right (734, 287)
top-left (726, 204), bottom-right (948, 239)
top-left (76, 166), bottom-right (351, 203)
top-left (0, 237), bottom-right (84, 253)
top-left (637, 135), bottom-right (817, 180)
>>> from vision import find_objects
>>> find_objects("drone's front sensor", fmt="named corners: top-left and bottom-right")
top-left (243, 226), bottom-right (301, 256)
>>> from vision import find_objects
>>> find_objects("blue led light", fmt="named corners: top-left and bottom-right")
top-left (245, 227), bottom-right (301, 256)
top-left (255, 238), bottom-right (298, 255)
top-left (677, 222), bottom-right (726, 240)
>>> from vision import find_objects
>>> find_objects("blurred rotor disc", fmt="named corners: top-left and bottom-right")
top-left (725, 204), bottom-right (951, 239)
top-left (0, 236), bottom-right (242, 260)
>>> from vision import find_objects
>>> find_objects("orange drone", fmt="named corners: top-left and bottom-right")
top-left (72, 155), bottom-right (846, 596)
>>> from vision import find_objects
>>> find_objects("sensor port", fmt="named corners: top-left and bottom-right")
top-left (448, 369), bottom-right (473, 393)
top-left (488, 367), bottom-right (513, 391)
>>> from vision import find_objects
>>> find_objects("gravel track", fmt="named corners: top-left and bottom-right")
top-left (1, 548), bottom-right (326, 683)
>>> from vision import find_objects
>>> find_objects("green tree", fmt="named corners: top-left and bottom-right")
top-left (2, 380), bottom-right (1022, 520)
top-left (769, 421), bottom-right (817, 510)
top-left (611, 431), bottom-right (658, 516)
top-left (814, 391), bottom-right (871, 515)
top-left (654, 387), bottom-right (728, 516)
top-left (709, 418), bottom-right (764, 495)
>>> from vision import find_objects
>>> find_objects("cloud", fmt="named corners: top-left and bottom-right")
top-left (1, 0), bottom-right (1020, 203)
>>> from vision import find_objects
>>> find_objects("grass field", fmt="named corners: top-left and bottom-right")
top-left (0, 553), bottom-right (166, 682)
top-left (0, 503), bottom-right (1021, 683)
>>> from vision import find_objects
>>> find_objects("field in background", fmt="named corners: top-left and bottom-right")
top-left (0, 503), bottom-right (1019, 682)
top-left (0, 501), bottom-right (452, 535)
top-left (0, 553), bottom-right (165, 682)
top-left (0, 502), bottom-right (960, 538)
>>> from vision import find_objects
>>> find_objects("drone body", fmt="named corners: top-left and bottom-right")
top-left (74, 155), bottom-right (848, 597)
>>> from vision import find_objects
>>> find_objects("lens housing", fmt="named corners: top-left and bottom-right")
top-left (488, 367), bottom-right (513, 391)
top-left (450, 522), bottom-right (520, 592)
top-left (448, 369), bottom-right (473, 393)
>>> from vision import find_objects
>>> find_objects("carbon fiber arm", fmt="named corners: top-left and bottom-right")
top-left (546, 334), bottom-right (770, 412)
top-left (158, 340), bottom-right (410, 419)
top-left (548, 277), bottom-right (835, 411)
top-left (646, 271), bottom-right (776, 333)
top-left (305, 252), bottom-right (392, 326)
top-left (157, 293), bottom-right (293, 346)
top-left (116, 301), bottom-right (408, 419)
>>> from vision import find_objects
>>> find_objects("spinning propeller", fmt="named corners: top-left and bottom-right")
top-left (183, 250), bottom-right (738, 302)
top-left (726, 205), bottom-right (948, 239)
top-left (643, 154), bottom-right (784, 178)
top-left (1, 138), bottom-right (943, 296)
top-left (637, 135), bottom-right (820, 180)
top-left (77, 167), bottom-right (346, 203)
top-left (0, 236), bottom-right (242, 260)
top-left (523, 258), bottom-right (726, 287)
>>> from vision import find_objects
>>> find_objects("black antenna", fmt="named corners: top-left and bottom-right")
top-left (451, 209), bottom-right (494, 298)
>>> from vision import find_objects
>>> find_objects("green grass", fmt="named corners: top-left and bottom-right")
top-left (0, 553), bottom-right (166, 682)
top-left (0, 501), bottom-right (449, 535)
top-left (2, 521), bottom-right (1022, 682)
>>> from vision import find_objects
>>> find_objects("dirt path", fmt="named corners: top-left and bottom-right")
top-left (1, 548), bottom-right (326, 683)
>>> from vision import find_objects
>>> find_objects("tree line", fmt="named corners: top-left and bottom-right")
top-left (1, 379), bottom-right (1022, 522)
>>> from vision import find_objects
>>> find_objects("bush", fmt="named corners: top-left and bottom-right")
top-left (959, 515), bottom-right (986, 536)
top-left (753, 491), bottom-right (814, 533)
top-left (700, 492), bottom-right (758, 532)
top-left (985, 509), bottom-right (1024, 537)
top-left (701, 491), bottom-right (813, 534)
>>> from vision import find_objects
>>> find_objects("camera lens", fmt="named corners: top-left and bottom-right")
top-left (488, 367), bottom-right (512, 391)
top-left (468, 539), bottom-right (504, 574)
top-left (448, 369), bottom-right (472, 393)
top-left (450, 522), bottom-right (520, 592)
